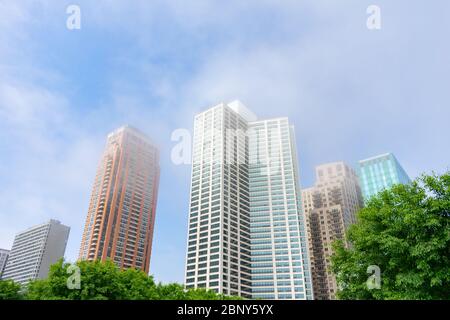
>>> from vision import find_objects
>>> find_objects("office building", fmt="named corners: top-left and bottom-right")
top-left (184, 101), bottom-right (313, 300)
top-left (302, 162), bottom-right (363, 300)
top-left (248, 118), bottom-right (313, 300)
top-left (2, 220), bottom-right (70, 285)
top-left (0, 249), bottom-right (9, 278)
top-left (79, 126), bottom-right (160, 274)
top-left (358, 153), bottom-right (411, 201)
top-left (185, 102), bottom-right (252, 298)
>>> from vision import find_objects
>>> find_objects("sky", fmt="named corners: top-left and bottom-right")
top-left (0, 0), bottom-right (449, 284)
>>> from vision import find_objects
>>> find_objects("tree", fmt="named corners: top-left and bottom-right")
top-left (154, 283), bottom-right (240, 300)
top-left (331, 172), bottom-right (450, 300)
top-left (0, 279), bottom-right (23, 300)
top-left (27, 259), bottom-right (158, 300)
top-left (25, 259), bottom-right (241, 300)
top-left (184, 287), bottom-right (239, 300)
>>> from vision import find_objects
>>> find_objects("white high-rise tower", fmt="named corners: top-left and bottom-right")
top-left (184, 101), bottom-right (313, 300)
top-left (2, 220), bottom-right (70, 286)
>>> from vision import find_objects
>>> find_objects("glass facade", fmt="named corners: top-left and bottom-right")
top-left (248, 119), bottom-right (312, 300)
top-left (358, 153), bottom-right (411, 201)
top-left (184, 102), bottom-right (313, 300)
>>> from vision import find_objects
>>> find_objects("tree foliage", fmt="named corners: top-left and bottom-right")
top-left (0, 279), bottom-right (23, 300)
top-left (26, 259), bottom-right (158, 300)
top-left (5, 259), bottom-right (241, 300)
top-left (154, 283), bottom-right (240, 300)
top-left (331, 172), bottom-right (450, 300)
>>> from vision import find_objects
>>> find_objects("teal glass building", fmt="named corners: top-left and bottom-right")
top-left (248, 118), bottom-right (313, 300)
top-left (357, 153), bottom-right (411, 201)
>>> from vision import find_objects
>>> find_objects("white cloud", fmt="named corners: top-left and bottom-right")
top-left (0, 83), bottom-right (67, 127)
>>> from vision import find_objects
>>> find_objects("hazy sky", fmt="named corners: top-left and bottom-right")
top-left (0, 0), bottom-right (449, 283)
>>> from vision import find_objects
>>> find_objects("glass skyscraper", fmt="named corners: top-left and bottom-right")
top-left (358, 153), bottom-right (411, 201)
top-left (248, 119), bottom-right (312, 300)
top-left (184, 101), bottom-right (313, 300)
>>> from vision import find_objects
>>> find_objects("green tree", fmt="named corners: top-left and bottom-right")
top-left (154, 283), bottom-right (187, 300)
top-left (25, 259), bottom-right (241, 300)
top-left (0, 279), bottom-right (23, 300)
top-left (27, 259), bottom-right (158, 300)
top-left (153, 283), bottom-right (239, 300)
top-left (184, 287), bottom-right (238, 300)
top-left (331, 172), bottom-right (450, 300)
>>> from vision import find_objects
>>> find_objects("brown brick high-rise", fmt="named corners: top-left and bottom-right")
top-left (302, 162), bottom-right (363, 299)
top-left (79, 126), bottom-right (160, 273)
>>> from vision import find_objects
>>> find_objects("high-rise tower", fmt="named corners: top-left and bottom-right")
top-left (184, 101), bottom-right (313, 299)
top-left (357, 153), bottom-right (411, 201)
top-left (0, 249), bottom-right (10, 278)
top-left (2, 220), bottom-right (70, 285)
top-left (302, 162), bottom-right (363, 300)
top-left (248, 118), bottom-right (313, 300)
top-left (79, 126), bottom-right (160, 273)
top-left (185, 102), bottom-right (252, 298)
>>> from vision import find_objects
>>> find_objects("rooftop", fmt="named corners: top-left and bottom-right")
top-left (359, 152), bottom-right (393, 163)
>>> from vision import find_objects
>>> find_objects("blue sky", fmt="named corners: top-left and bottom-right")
top-left (0, 0), bottom-right (449, 283)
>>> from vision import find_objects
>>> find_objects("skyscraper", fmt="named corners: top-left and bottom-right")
top-left (184, 101), bottom-right (313, 300)
top-left (185, 102), bottom-right (252, 298)
top-left (248, 118), bottom-right (313, 300)
top-left (79, 126), bottom-right (160, 274)
top-left (302, 162), bottom-right (363, 300)
top-left (0, 249), bottom-right (9, 278)
top-left (358, 153), bottom-right (411, 201)
top-left (2, 220), bottom-right (70, 286)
